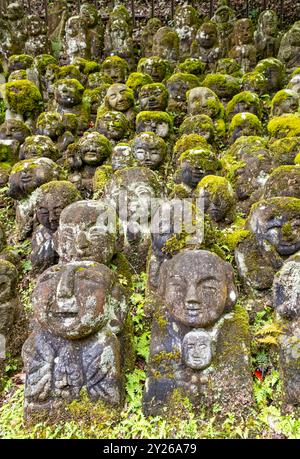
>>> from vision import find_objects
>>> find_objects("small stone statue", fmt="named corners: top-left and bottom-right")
top-left (65, 132), bottom-right (112, 197)
top-left (191, 22), bottom-right (223, 72)
top-left (22, 261), bottom-right (129, 420)
top-left (141, 18), bottom-right (162, 57)
top-left (131, 132), bottom-right (167, 171)
top-left (273, 256), bottom-right (300, 408)
top-left (79, 2), bottom-right (104, 61)
top-left (278, 22), bottom-right (300, 74)
top-left (25, 15), bottom-right (49, 57)
top-left (55, 200), bottom-right (120, 265)
top-left (174, 5), bottom-right (200, 60)
top-left (30, 180), bottom-right (81, 274)
top-left (152, 27), bottom-right (180, 66)
top-left (235, 197), bottom-right (300, 291)
top-left (96, 111), bottom-right (130, 145)
top-left (139, 83), bottom-right (169, 112)
top-left (229, 19), bottom-right (257, 73)
top-left (103, 84), bottom-right (136, 128)
top-left (254, 10), bottom-right (282, 59)
top-left (211, 4), bottom-right (236, 53)
top-left (143, 250), bottom-right (252, 416)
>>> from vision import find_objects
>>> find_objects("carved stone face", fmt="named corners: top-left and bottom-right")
top-left (197, 176), bottom-right (235, 222)
top-left (8, 158), bottom-right (62, 199)
top-left (182, 330), bottom-right (213, 370)
top-left (132, 133), bottom-right (166, 169)
top-left (106, 84), bottom-right (134, 112)
top-left (36, 112), bottom-right (64, 140)
top-left (187, 87), bottom-right (220, 118)
top-left (136, 113), bottom-right (171, 139)
top-left (141, 58), bottom-right (166, 83)
top-left (139, 84), bottom-right (168, 111)
top-left (158, 250), bottom-right (237, 327)
top-left (36, 181), bottom-right (80, 232)
top-left (174, 5), bottom-right (197, 28)
top-left (56, 200), bottom-right (117, 264)
top-left (196, 23), bottom-right (218, 48)
top-left (234, 19), bottom-right (253, 45)
top-left (102, 59), bottom-right (128, 83)
top-left (0, 260), bottom-right (17, 304)
top-left (258, 10), bottom-right (278, 36)
top-left (80, 3), bottom-right (98, 28)
top-left (111, 144), bottom-right (133, 171)
top-left (176, 149), bottom-right (219, 188)
top-left (96, 111), bottom-right (129, 141)
top-left (32, 261), bottom-right (125, 339)
top-left (248, 198), bottom-right (300, 256)
top-left (0, 120), bottom-right (30, 144)
top-left (271, 90), bottom-right (299, 117)
top-left (152, 27), bottom-right (179, 62)
top-left (77, 132), bottom-right (111, 166)
top-left (273, 256), bottom-right (300, 320)
top-left (55, 79), bottom-right (84, 107)
top-left (19, 135), bottom-right (59, 161)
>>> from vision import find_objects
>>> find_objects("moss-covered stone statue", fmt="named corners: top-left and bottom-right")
top-left (79, 2), bottom-right (104, 61)
top-left (96, 110), bottom-right (130, 145)
top-left (166, 73), bottom-right (200, 126)
top-left (19, 135), bottom-right (59, 162)
top-left (103, 167), bottom-right (163, 271)
top-left (228, 113), bottom-right (262, 144)
top-left (101, 56), bottom-right (129, 84)
top-left (31, 180), bottom-right (81, 274)
top-left (235, 197), bottom-right (300, 291)
top-left (104, 5), bottom-right (134, 69)
top-left (174, 5), bottom-right (200, 60)
top-left (191, 22), bottom-right (223, 72)
top-left (65, 131), bottom-right (112, 197)
top-left (102, 83), bottom-right (136, 128)
top-left (254, 58), bottom-right (285, 95)
top-left (111, 143), bottom-right (133, 172)
top-left (211, 4), bottom-right (236, 53)
top-left (24, 15), bottom-right (49, 57)
top-left (187, 87), bottom-right (225, 138)
top-left (201, 73), bottom-right (241, 103)
top-left (270, 89), bottom-right (300, 118)
top-left (131, 132), bottom-right (167, 174)
top-left (52, 78), bottom-right (90, 134)
top-left (23, 261), bottom-right (129, 421)
top-left (268, 114), bottom-right (300, 139)
top-left (278, 22), bottom-right (300, 74)
top-left (139, 83), bottom-right (169, 112)
top-left (254, 10), bottom-right (282, 59)
top-left (263, 165), bottom-right (300, 199)
top-left (195, 175), bottom-right (236, 225)
top-left (7, 157), bottom-right (65, 240)
top-left (226, 91), bottom-right (262, 121)
top-left (173, 147), bottom-right (221, 195)
top-left (152, 27), bottom-right (180, 66)
top-left (2, 80), bottom-right (43, 127)
top-left (143, 250), bottom-right (253, 417)
top-left (36, 111), bottom-right (75, 154)
top-left (141, 18), bottom-right (162, 58)
top-left (229, 19), bottom-right (257, 73)
top-left (179, 115), bottom-right (215, 144)
top-left (136, 111), bottom-right (174, 145)
top-left (137, 56), bottom-right (171, 84)
top-left (272, 255), bottom-right (300, 410)
top-left (269, 137), bottom-right (300, 167)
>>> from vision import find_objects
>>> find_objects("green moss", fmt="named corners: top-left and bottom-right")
top-left (102, 56), bottom-right (129, 72)
top-left (202, 73), bottom-right (241, 97)
top-left (221, 151), bottom-right (246, 183)
top-left (242, 71), bottom-right (268, 95)
top-left (179, 114), bottom-right (214, 137)
top-left (226, 91), bottom-right (262, 119)
top-left (179, 148), bottom-right (220, 171)
top-left (0, 144), bottom-right (16, 165)
top-left (229, 113), bottom-right (262, 140)
top-left (270, 137), bottom-right (300, 165)
top-left (268, 114), bottom-right (300, 138)
top-left (8, 54), bottom-right (34, 70)
top-left (216, 58), bottom-right (242, 77)
top-left (167, 72), bottom-right (201, 88)
top-left (174, 134), bottom-right (209, 158)
top-left (177, 58), bottom-right (205, 77)
top-left (93, 165), bottom-right (113, 197)
top-left (34, 54), bottom-right (57, 74)
top-left (295, 152), bottom-right (300, 164)
top-left (58, 65), bottom-right (81, 81)
top-left (126, 72), bottom-right (153, 92)
top-left (4, 80), bottom-right (43, 117)
top-left (197, 175), bottom-right (233, 198)
top-left (73, 58), bottom-right (100, 75)
top-left (255, 58), bottom-right (285, 86)
top-left (136, 111), bottom-right (173, 130)
top-left (67, 388), bottom-right (120, 423)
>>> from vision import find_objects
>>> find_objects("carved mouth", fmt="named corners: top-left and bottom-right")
top-left (50, 312), bottom-right (78, 319)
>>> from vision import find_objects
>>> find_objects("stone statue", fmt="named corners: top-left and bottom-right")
top-left (143, 250), bottom-right (252, 416)
top-left (152, 27), bottom-right (180, 66)
top-left (30, 180), bottom-right (81, 274)
top-left (278, 22), bottom-right (300, 73)
top-left (25, 15), bottom-right (49, 57)
top-left (191, 22), bottom-right (223, 72)
top-left (174, 5), bottom-right (200, 60)
top-left (22, 261), bottom-right (129, 420)
top-left (141, 18), bottom-right (162, 57)
top-left (131, 132), bottom-right (167, 172)
top-left (254, 10), bottom-right (282, 59)
top-left (96, 111), bottom-right (130, 145)
top-left (229, 19), bottom-right (257, 73)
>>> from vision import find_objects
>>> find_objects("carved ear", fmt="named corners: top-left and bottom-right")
top-left (224, 261), bottom-right (238, 312)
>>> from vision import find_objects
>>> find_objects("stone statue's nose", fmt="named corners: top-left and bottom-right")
top-left (76, 231), bottom-right (89, 249)
top-left (56, 266), bottom-right (75, 299)
top-left (185, 284), bottom-right (199, 303)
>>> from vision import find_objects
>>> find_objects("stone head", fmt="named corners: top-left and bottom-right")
top-left (35, 180), bottom-right (81, 233)
top-left (176, 148), bottom-right (220, 188)
top-left (0, 259), bottom-right (18, 304)
top-left (257, 10), bottom-right (278, 36)
top-left (196, 175), bottom-right (236, 222)
top-left (196, 22), bottom-right (218, 49)
top-left (136, 111), bottom-right (173, 139)
top-left (54, 79), bottom-right (84, 107)
top-left (233, 18), bottom-right (254, 45)
top-left (55, 200), bottom-right (119, 264)
top-left (152, 27), bottom-right (179, 62)
top-left (182, 329), bottom-right (213, 369)
top-left (105, 84), bottom-right (134, 112)
top-left (36, 112), bottom-right (64, 140)
top-left (187, 87), bottom-right (221, 118)
top-left (132, 132), bottom-right (166, 170)
top-left (32, 261), bottom-right (127, 339)
top-left (137, 57), bottom-right (168, 83)
top-left (158, 250), bottom-right (237, 328)
top-left (0, 119), bottom-right (30, 144)
top-left (101, 57), bottom-right (129, 84)
top-left (77, 131), bottom-right (112, 166)
top-left (139, 83), bottom-right (168, 111)
top-left (19, 135), bottom-right (59, 161)
top-left (247, 197), bottom-right (300, 256)
top-left (96, 110), bottom-right (129, 141)
top-left (111, 143), bottom-right (133, 171)
top-left (8, 157), bottom-right (63, 199)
